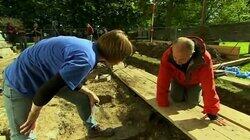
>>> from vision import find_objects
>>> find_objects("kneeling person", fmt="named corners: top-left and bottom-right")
top-left (157, 37), bottom-right (220, 121)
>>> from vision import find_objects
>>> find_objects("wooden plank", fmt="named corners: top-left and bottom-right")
top-left (200, 101), bottom-right (250, 132)
top-left (218, 76), bottom-right (250, 88)
top-left (0, 55), bottom-right (17, 82)
top-left (0, 136), bottom-right (6, 140)
top-left (113, 67), bottom-right (249, 140)
top-left (208, 45), bottom-right (240, 60)
top-left (114, 68), bottom-right (228, 140)
top-left (116, 64), bottom-right (250, 131)
top-left (113, 63), bottom-right (250, 140)
top-left (213, 57), bottom-right (250, 69)
top-left (0, 55), bottom-right (17, 72)
top-left (0, 55), bottom-right (17, 66)
top-left (0, 48), bottom-right (15, 58)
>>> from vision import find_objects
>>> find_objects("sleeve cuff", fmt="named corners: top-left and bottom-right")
top-left (157, 101), bottom-right (169, 107)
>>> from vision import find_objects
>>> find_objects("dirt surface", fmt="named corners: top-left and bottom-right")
top-left (216, 79), bottom-right (250, 115)
top-left (125, 53), bottom-right (160, 76)
top-left (131, 40), bottom-right (171, 59)
top-left (131, 40), bottom-right (225, 64)
top-left (0, 55), bottom-right (189, 140)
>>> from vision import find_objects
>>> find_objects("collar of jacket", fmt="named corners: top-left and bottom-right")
top-left (168, 47), bottom-right (205, 80)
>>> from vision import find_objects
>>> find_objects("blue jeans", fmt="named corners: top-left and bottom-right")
top-left (2, 78), bottom-right (97, 140)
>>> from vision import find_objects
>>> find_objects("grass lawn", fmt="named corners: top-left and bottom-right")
top-left (0, 34), bottom-right (5, 41)
top-left (216, 79), bottom-right (250, 100)
top-left (27, 42), bottom-right (35, 46)
top-left (219, 42), bottom-right (249, 54)
top-left (240, 62), bottom-right (250, 72)
top-left (216, 62), bottom-right (250, 101)
top-left (131, 53), bottom-right (160, 65)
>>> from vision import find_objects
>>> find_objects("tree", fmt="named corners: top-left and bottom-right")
top-left (155, 0), bottom-right (202, 27)
top-left (206, 0), bottom-right (250, 24)
top-left (154, 0), bottom-right (250, 27)
top-left (0, 0), bottom-right (249, 31)
top-left (0, 0), bottom-right (150, 31)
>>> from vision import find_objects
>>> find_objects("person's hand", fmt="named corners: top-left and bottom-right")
top-left (20, 104), bottom-right (42, 135)
top-left (202, 114), bottom-right (226, 126)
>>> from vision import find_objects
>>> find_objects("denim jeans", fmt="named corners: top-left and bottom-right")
top-left (2, 77), bottom-right (97, 140)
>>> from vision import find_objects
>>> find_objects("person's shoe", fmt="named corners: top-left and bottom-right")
top-left (88, 125), bottom-right (114, 138)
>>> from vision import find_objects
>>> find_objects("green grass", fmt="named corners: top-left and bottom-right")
top-left (216, 62), bottom-right (250, 100)
top-left (27, 42), bottom-right (35, 46)
top-left (219, 42), bottom-right (249, 54)
top-left (240, 63), bottom-right (250, 72)
top-left (0, 33), bottom-right (5, 41)
top-left (132, 53), bottom-right (160, 65)
top-left (216, 79), bottom-right (250, 100)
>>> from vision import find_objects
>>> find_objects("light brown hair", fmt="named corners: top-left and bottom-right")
top-left (97, 30), bottom-right (133, 63)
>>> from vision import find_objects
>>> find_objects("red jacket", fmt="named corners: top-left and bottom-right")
top-left (86, 26), bottom-right (94, 35)
top-left (6, 24), bottom-right (16, 34)
top-left (156, 47), bottom-right (220, 115)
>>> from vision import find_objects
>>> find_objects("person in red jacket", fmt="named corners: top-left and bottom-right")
top-left (6, 22), bottom-right (17, 46)
top-left (157, 36), bottom-right (225, 124)
top-left (85, 23), bottom-right (94, 41)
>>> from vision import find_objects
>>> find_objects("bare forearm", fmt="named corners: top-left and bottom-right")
top-left (79, 86), bottom-right (100, 106)
top-left (31, 103), bottom-right (42, 112)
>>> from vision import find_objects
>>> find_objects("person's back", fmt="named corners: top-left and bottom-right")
top-left (5, 36), bottom-right (98, 96)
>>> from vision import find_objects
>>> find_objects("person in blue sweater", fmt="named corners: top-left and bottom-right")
top-left (2, 30), bottom-right (133, 139)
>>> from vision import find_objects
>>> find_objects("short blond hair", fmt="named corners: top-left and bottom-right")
top-left (174, 37), bottom-right (195, 53)
top-left (97, 30), bottom-right (133, 63)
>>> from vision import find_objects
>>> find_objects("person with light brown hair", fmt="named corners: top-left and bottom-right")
top-left (97, 30), bottom-right (133, 65)
top-left (2, 30), bottom-right (133, 139)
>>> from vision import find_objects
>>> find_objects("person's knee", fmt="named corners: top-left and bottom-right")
top-left (186, 99), bottom-right (200, 108)
top-left (186, 86), bottom-right (201, 107)
top-left (171, 94), bottom-right (184, 103)
top-left (170, 81), bottom-right (185, 103)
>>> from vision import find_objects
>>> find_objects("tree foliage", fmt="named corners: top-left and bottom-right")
top-left (0, 0), bottom-right (249, 30)
top-left (207, 0), bottom-right (250, 24)
top-left (0, 0), bottom-right (150, 31)
top-left (154, 0), bottom-right (250, 27)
